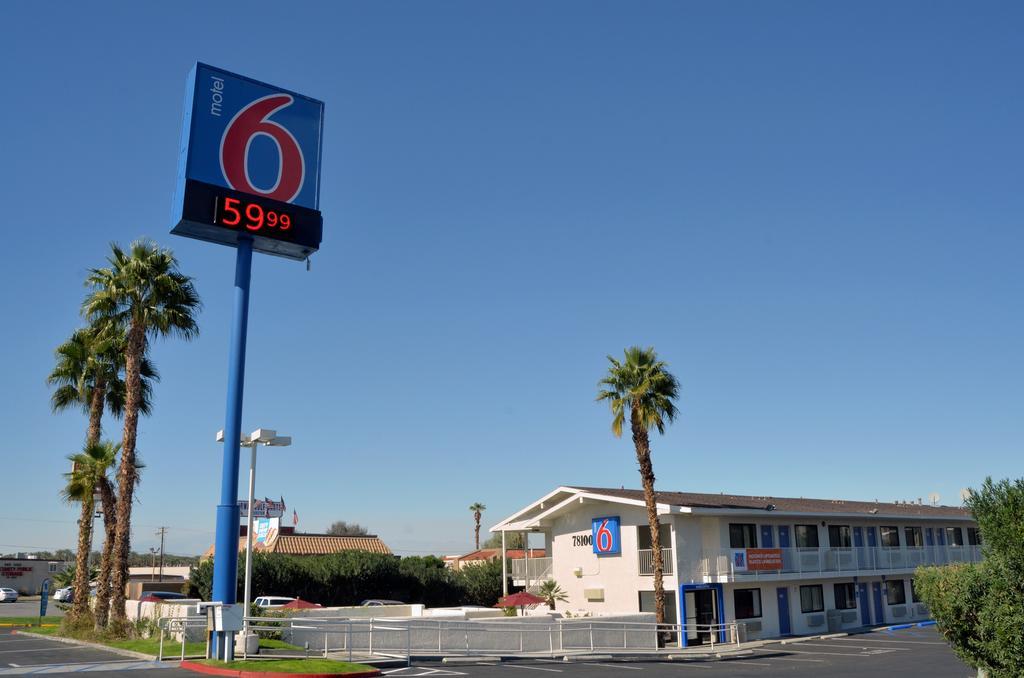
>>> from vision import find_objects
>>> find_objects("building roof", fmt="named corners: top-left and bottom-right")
top-left (567, 486), bottom-right (971, 519)
top-left (203, 532), bottom-right (392, 559)
top-left (491, 485), bottom-right (972, 532)
top-left (452, 548), bottom-right (546, 562)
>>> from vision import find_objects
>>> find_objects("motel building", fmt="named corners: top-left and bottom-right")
top-left (491, 486), bottom-right (981, 647)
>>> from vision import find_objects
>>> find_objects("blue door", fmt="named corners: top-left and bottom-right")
top-left (937, 528), bottom-right (946, 545)
top-left (777, 587), bottom-right (792, 636)
top-left (778, 526), bottom-right (790, 548)
top-left (872, 582), bottom-right (884, 625)
top-left (867, 527), bottom-right (877, 547)
top-left (858, 583), bottom-right (871, 625)
top-left (853, 527), bottom-right (863, 547)
top-left (760, 525), bottom-right (774, 548)
top-left (925, 528), bottom-right (934, 546)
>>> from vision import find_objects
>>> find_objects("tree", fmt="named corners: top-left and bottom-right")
top-left (48, 323), bottom-right (158, 630)
top-left (326, 521), bottom-right (369, 536)
top-left (60, 441), bottom-right (118, 622)
top-left (916, 477), bottom-right (1024, 677)
top-left (469, 503), bottom-right (486, 550)
top-left (83, 239), bottom-right (200, 628)
top-left (597, 346), bottom-right (679, 627)
top-left (537, 579), bottom-right (569, 610)
top-left (482, 532), bottom-right (524, 550)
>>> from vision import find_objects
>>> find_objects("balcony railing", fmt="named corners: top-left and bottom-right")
top-left (696, 545), bottom-right (983, 580)
top-left (509, 557), bottom-right (553, 581)
top-left (638, 548), bottom-right (674, 576)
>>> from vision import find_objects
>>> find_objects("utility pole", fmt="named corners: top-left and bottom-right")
top-left (155, 527), bottom-right (167, 582)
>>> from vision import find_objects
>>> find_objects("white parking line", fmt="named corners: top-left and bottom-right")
top-left (778, 649), bottom-right (880, 657)
top-left (666, 663), bottom-right (713, 669)
top-left (836, 637), bottom-right (945, 645)
top-left (769, 657), bottom-right (826, 663)
top-left (504, 665), bottom-right (563, 673)
top-left (728, 661), bottom-right (772, 666)
top-left (584, 663), bottom-right (643, 670)
top-left (0, 648), bottom-right (78, 654)
top-left (801, 642), bottom-right (909, 651)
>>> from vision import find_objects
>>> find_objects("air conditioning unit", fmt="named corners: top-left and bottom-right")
top-left (806, 614), bottom-right (825, 628)
top-left (915, 603), bottom-right (929, 616)
top-left (891, 605), bottom-right (907, 618)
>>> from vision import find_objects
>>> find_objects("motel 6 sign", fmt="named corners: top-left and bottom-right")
top-left (171, 63), bottom-right (324, 260)
top-left (592, 516), bottom-right (621, 555)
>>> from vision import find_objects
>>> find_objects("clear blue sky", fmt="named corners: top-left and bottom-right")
top-left (1, 1), bottom-right (1021, 557)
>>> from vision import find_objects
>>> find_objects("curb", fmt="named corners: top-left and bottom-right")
top-left (12, 630), bottom-right (155, 661)
top-left (180, 660), bottom-right (381, 678)
top-left (562, 654), bottom-right (613, 662)
top-left (442, 656), bottom-right (501, 664)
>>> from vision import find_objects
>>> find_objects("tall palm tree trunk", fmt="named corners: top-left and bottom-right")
top-left (70, 379), bottom-right (106, 623)
top-left (69, 496), bottom-right (95, 621)
top-left (632, 409), bottom-right (666, 627)
top-left (109, 326), bottom-right (144, 627)
top-left (474, 514), bottom-right (481, 550)
top-left (94, 478), bottom-right (117, 629)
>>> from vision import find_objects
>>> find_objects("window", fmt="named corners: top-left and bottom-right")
top-left (828, 525), bottom-right (852, 548)
top-left (800, 585), bottom-right (824, 613)
top-left (834, 583), bottom-right (857, 610)
top-left (945, 527), bottom-right (964, 547)
top-left (729, 524), bottom-right (757, 549)
top-left (880, 526), bottom-right (900, 548)
top-left (48, 562), bottom-right (58, 573)
top-left (885, 580), bottom-right (906, 605)
top-left (966, 528), bottom-right (982, 546)
top-left (734, 588), bottom-right (762, 619)
top-left (638, 526), bottom-right (671, 550)
top-left (904, 527), bottom-right (923, 548)
top-left (794, 524), bottom-right (819, 548)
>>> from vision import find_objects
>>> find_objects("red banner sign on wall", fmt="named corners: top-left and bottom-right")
top-left (746, 548), bottom-right (784, 570)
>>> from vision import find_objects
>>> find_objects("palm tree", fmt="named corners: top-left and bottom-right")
top-left (61, 441), bottom-right (119, 622)
top-left (469, 502), bottom-right (486, 550)
top-left (597, 346), bottom-right (679, 627)
top-left (83, 239), bottom-right (200, 628)
top-left (48, 323), bottom-right (158, 629)
top-left (537, 580), bottom-right (569, 610)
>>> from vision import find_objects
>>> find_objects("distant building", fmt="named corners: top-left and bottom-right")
top-left (203, 527), bottom-right (392, 559)
top-left (0, 558), bottom-right (69, 595)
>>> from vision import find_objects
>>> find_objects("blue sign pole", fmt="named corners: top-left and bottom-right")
top-left (211, 235), bottom-right (254, 660)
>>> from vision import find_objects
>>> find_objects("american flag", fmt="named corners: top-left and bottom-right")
top-left (292, 509), bottom-right (299, 527)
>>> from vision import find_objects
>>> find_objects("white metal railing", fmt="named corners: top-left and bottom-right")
top-left (509, 557), bottom-right (553, 581)
top-left (160, 615), bottom-right (738, 660)
top-left (156, 615), bottom-right (210, 661)
top-left (638, 548), bottom-right (674, 576)
top-left (696, 545), bottom-right (983, 580)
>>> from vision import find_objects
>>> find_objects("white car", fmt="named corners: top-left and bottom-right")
top-left (0, 588), bottom-right (18, 602)
top-left (253, 596), bottom-right (294, 608)
top-left (54, 587), bottom-right (73, 602)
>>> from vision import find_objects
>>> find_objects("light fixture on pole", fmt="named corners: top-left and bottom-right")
top-left (216, 427), bottom-right (291, 647)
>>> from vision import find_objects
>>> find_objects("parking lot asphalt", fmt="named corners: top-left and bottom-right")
top-left (390, 627), bottom-right (973, 678)
top-left (0, 626), bottom-right (973, 678)
top-left (0, 629), bottom-right (176, 675)
top-left (0, 598), bottom-right (66, 619)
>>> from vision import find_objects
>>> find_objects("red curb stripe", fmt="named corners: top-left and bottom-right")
top-left (179, 660), bottom-right (382, 678)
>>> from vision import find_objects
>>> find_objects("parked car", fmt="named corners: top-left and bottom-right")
top-left (253, 596), bottom-right (295, 608)
top-left (139, 591), bottom-right (187, 602)
top-left (360, 599), bottom-right (405, 607)
top-left (0, 588), bottom-right (18, 602)
top-left (54, 586), bottom-right (73, 602)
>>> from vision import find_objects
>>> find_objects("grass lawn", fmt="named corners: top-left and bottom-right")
top-left (195, 659), bottom-right (375, 673)
top-left (258, 638), bottom-right (304, 651)
top-left (0, 617), bottom-right (63, 627)
top-left (19, 626), bottom-right (205, 657)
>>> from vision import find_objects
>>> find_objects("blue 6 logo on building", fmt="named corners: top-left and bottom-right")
top-left (592, 516), bottom-right (621, 555)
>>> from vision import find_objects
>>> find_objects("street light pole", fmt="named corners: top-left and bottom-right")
top-left (217, 428), bottom-right (291, 648)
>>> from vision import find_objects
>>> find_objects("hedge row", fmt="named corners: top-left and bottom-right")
top-left (187, 552), bottom-right (504, 608)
